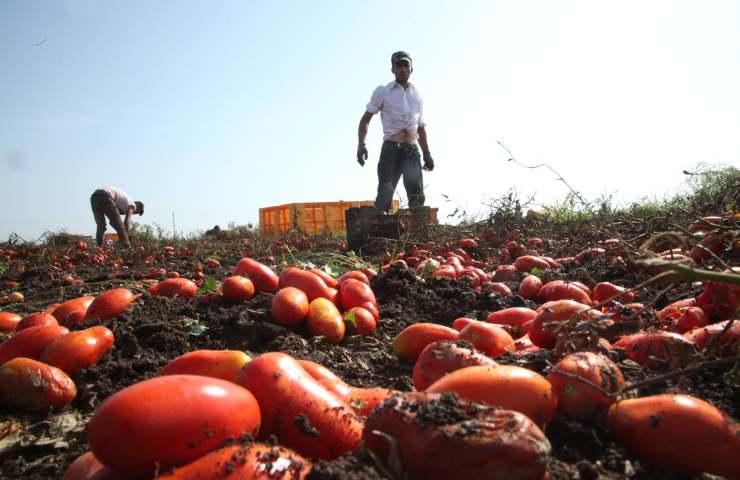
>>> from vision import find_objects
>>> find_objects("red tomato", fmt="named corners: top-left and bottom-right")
top-left (344, 388), bottom-right (390, 419)
top-left (393, 323), bottom-right (460, 362)
top-left (309, 269), bottom-right (338, 288)
top-left (40, 326), bottom-right (114, 374)
top-left (486, 282), bottom-right (513, 296)
top-left (150, 278), bottom-right (198, 298)
top-left (695, 281), bottom-right (740, 321)
top-left (51, 296), bottom-right (94, 325)
top-left (338, 278), bottom-right (377, 311)
top-left (413, 340), bottom-right (497, 390)
top-left (235, 352), bottom-right (363, 460)
top-left (547, 351), bottom-right (624, 419)
top-left (0, 357), bottom-right (76, 412)
top-left (458, 238), bottom-right (478, 249)
top-left (343, 307), bottom-right (377, 336)
top-left (88, 375), bottom-right (261, 477)
top-left (529, 300), bottom-right (597, 349)
top-left (16, 312), bottom-right (59, 331)
top-left (155, 442), bottom-right (311, 480)
top-left (206, 258), bottom-right (221, 269)
top-left (592, 282), bottom-right (635, 304)
top-left (607, 394), bottom-right (740, 478)
top-left (297, 359), bottom-right (352, 403)
top-left (458, 322), bottom-right (515, 357)
top-left (613, 331), bottom-right (697, 368)
top-left (486, 307), bottom-right (537, 329)
top-left (84, 288), bottom-right (136, 321)
top-left (0, 312), bottom-right (21, 333)
top-left (279, 268), bottom-right (335, 302)
top-left (426, 365), bottom-right (558, 427)
top-left (358, 301), bottom-right (379, 320)
top-left (539, 280), bottom-right (592, 305)
top-left (0, 324), bottom-right (69, 365)
top-left (221, 276), bottom-right (255, 302)
top-left (234, 258), bottom-right (279, 293)
top-left (159, 350), bottom-right (251, 382)
top-left (364, 392), bottom-right (551, 480)
top-left (271, 287), bottom-right (310, 326)
top-left (518, 275), bottom-right (542, 299)
top-left (307, 298), bottom-right (344, 343)
top-left (683, 320), bottom-right (740, 357)
top-left (62, 451), bottom-right (126, 480)
top-left (513, 255), bottom-right (551, 272)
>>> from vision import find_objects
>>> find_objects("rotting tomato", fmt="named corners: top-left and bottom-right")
top-left (412, 340), bottom-right (497, 391)
top-left (0, 357), bottom-right (77, 412)
top-left (547, 351), bottom-right (624, 419)
top-left (364, 392), bottom-right (551, 480)
top-left (235, 352), bottom-right (363, 460)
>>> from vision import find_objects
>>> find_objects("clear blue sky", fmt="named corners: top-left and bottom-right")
top-left (1, 0), bottom-right (739, 240)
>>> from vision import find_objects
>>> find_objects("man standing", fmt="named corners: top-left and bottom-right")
top-left (357, 51), bottom-right (434, 213)
top-left (90, 187), bottom-right (144, 248)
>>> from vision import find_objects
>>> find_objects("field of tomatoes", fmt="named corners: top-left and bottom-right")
top-left (0, 211), bottom-right (737, 480)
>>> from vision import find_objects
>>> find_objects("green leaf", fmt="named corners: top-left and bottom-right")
top-left (421, 260), bottom-right (438, 276)
top-left (530, 267), bottom-right (541, 275)
top-left (183, 318), bottom-right (209, 336)
top-left (344, 310), bottom-right (357, 327)
top-left (197, 276), bottom-right (219, 295)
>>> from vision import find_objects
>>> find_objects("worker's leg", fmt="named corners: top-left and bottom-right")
top-left (374, 141), bottom-right (403, 213)
top-left (402, 144), bottom-right (425, 208)
top-left (101, 197), bottom-right (131, 247)
top-left (90, 194), bottom-right (108, 246)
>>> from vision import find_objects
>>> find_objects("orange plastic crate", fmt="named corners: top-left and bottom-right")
top-left (260, 200), bottom-right (399, 238)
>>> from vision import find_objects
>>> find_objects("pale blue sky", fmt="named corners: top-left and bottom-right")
top-left (1, 1), bottom-right (739, 240)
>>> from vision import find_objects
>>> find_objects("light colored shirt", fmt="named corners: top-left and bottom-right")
top-left (366, 81), bottom-right (425, 141)
top-left (102, 187), bottom-right (135, 214)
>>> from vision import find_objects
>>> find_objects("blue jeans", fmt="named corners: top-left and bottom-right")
top-left (374, 141), bottom-right (425, 213)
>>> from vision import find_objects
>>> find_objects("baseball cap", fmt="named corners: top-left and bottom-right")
top-left (391, 51), bottom-right (412, 66)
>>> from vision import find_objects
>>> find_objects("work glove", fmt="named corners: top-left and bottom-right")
top-left (422, 152), bottom-right (435, 171)
top-left (357, 144), bottom-right (368, 166)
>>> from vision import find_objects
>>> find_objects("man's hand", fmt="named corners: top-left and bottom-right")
top-left (357, 144), bottom-right (368, 166)
top-left (422, 152), bottom-right (435, 171)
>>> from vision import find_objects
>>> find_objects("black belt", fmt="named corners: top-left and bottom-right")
top-left (383, 140), bottom-right (416, 150)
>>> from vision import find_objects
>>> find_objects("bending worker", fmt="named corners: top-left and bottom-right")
top-left (357, 50), bottom-right (434, 213)
top-left (90, 187), bottom-right (144, 248)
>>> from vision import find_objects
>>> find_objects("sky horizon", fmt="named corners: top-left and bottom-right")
top-left (1, 1), bottom-right (739, 241)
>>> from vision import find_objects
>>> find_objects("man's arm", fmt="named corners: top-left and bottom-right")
top-left (417, 125), bottom-right (434, 171)
top-left (123, 206), bottom-right (135, 231)
top-left (357, 111), bottom-right (373, 166)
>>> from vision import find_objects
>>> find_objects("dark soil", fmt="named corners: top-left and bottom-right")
top-left (0, 227), bottom-right (737, 479)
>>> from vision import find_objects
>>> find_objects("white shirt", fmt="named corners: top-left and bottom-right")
top-left (366, 81), bottom-right (425, 141)
top-left (102, 187), bottom-right (135, 214)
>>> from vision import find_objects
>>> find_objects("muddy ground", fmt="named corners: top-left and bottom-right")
top-left (0, 216), bottom-right (737, 479)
